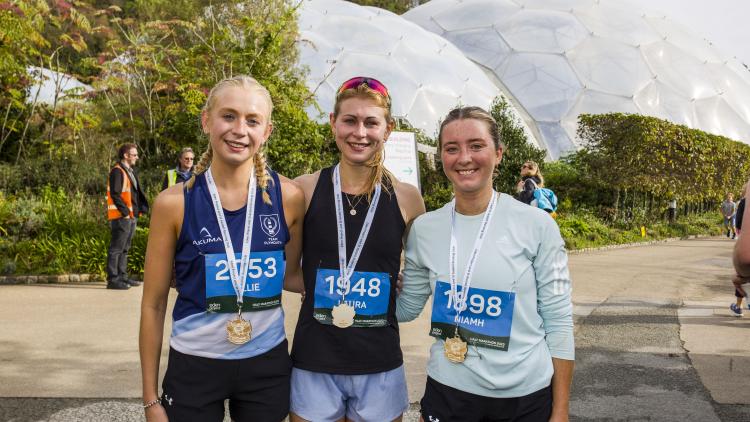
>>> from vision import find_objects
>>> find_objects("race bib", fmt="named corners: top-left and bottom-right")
top-left (204, 250), bottom-right (285, 313)
top-left (430, 281), bottom-right (515, 351)
top-left (313, 268), bottom-right (390, 327)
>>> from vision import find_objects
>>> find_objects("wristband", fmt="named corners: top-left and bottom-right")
top-left (143, 398), bottom-right (161, 409)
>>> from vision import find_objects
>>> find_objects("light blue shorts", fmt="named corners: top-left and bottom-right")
top-left (290, 365), bottom-right (409, 422)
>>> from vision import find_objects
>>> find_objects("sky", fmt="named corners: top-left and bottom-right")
top-left (626, 0), bottom-right (750, 66)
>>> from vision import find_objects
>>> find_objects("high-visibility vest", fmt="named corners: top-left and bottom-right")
top-left (166, 169), bottom-right (178, 187)
top-left (106, 164), bottom-right (134, 220)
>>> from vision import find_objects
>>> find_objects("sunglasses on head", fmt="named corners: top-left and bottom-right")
top-left (337, 76), bottom-right (390, 100)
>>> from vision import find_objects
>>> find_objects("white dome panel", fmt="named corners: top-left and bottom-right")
top-left (645, 16), bottom-right (726, 64)
top-left (443, 28), bottom-right (512, 71)
top-left (497, 9), bottom-right (588, 53)
top-left (694, 97), bottom-right (750, 141)
top-left (516, 0), bottom-right (596, 12)
top-left (568, 37), bottom-right (652, 96)
top-left (432, 0), bottom-right (520, 33)
top-left (633, 80), bottom-right (696, 127)
top-left (575, 4), bottom-right (661, 45)
top-left (642, 42), bottom-right (719, 100)
top-left (499, 53), bottom-right (581, 122)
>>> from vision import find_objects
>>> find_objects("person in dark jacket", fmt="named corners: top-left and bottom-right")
top-left (516, 160), bottom-right (544, 205)
top-left (161, 147), bottom-right (195, 190)
top-left (106, 143), bottom-right (149, 290)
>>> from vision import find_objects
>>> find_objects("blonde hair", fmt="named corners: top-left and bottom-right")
top-left (187, 75), bottom-right (273, 204)
top-left (521, 160), bottom-right (544, 187)
top-left (333, 83), bottom-right (396, 198)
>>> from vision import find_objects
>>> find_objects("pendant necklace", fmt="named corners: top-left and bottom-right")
top-left (445, 190), bottom-right (498, 363)
top-left (345, 192), bottom-right (366, 216)
top-left (205, 166), bottom-right (257, 345)
top-left (331, 164), bottom-right (381, 328)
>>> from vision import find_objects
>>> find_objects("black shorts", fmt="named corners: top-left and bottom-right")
top-left (161, 340), bottom-right (292, 422)
top-left (420, 376), bottom-right (552, 422)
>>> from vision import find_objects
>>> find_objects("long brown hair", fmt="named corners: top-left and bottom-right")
top-left (187, 75), bottom-right (273, 204)
top-left (333, 82), bottom-right (396, 198)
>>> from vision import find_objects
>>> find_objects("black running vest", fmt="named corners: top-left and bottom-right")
top-left (291, 166), bottom-right (406, 374)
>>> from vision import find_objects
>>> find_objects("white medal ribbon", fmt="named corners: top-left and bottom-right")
top-left (449, 190), bottom-right (498, 317)
top-left (332, 164), bottom-right (381, 303)
top-left (205, 166), bottom-right (257, 309)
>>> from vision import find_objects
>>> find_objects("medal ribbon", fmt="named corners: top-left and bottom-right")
top-left (449, 190), bottom-right (498, 318)
top-left (205, 166), bottom-right (257, 309)
top-left (332, 164), bottom-right (381, 303)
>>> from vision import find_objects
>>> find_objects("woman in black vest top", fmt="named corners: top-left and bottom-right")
top-left (290, 77), bottom-right (425, 422)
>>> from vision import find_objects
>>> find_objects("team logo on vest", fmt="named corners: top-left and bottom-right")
top-left (260, 214), bottom-right (280, 237)
top-left (260, 214), bottom-right (283, 245)
top-left (193, 226), bottom-right (222, 246)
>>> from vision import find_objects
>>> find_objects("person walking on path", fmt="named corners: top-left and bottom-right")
top-left (731, 185), bottom-right (748, 316)
top-left (721, 193), bottom-right (737, 239)
top-left (667, 197), bottom-right (677, 223)
top-left (161, 147), bottom-right (195, 190)
top-left (289, 76), bottom-right (424, 422)
top-left (398, 106), bottom-right (574, 422)
top-left (139, 75), bottom-right (305, 421)
top-left (106, 143), bottom-right (149, 290)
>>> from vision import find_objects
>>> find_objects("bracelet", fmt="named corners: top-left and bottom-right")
top-left (143, 398), bottom-right (161, 409)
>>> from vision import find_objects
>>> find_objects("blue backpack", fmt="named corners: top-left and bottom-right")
top-left (529, 180), bottom-right (558, 213)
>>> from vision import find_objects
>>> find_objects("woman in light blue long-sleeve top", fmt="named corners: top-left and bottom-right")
top-left (397, 106), bottom-right (574, 422)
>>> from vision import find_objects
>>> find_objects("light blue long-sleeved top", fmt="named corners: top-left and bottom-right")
top-left (397, 193), bottom-right (574, 398)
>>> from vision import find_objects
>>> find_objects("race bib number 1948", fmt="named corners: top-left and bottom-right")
top-left (430, 281), bottom-right (515, 351)
top-left (313, 268), bottom-right (390, 328)
top-left (204, 250), bottom-right (285, 313)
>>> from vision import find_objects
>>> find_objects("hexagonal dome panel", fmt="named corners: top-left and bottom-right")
top-left (405, 0), bottom-right (750, 158)
top-left (297, 0), bottom-right (532, 141)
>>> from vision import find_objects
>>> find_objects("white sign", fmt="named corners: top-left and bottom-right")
top-left (384, 131), bottom-right (420, 192)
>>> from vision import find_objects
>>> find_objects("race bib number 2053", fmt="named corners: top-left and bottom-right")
top-left (204, 250), bottom-right (285, 313)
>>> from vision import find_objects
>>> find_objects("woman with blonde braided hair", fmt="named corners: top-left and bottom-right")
top-left (140, 75), bottom-right (305, 422)
top-left (289, 77), bottom-right (425, 422)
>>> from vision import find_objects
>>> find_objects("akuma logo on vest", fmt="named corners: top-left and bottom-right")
top-left (193, 226), bottom-right (222, 246)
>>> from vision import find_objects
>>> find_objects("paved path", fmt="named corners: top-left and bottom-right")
top-left (1, 238), bottom-right (748, 421)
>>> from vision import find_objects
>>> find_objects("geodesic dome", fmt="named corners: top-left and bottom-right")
top-left (26, 66), bottom-right (92, 105)
top-left (405, 0), bottom-right (750, 158)
top-left (297, 0), bottom-right (534, 142)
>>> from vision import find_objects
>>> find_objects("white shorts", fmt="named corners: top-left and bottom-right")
top-left (290, 365), bottom-right (409, 422)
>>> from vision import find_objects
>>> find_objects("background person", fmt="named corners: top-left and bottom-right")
top-left (721, 192), bottom-right (737, 239)
top-left (106, 143), bottom-right (149, 290)
top-left (161, 147), bottom-right (195, 190)
top-left (516, 160), bottom-right (544, 205)
top-left (667, 197), bottom-right (677, 223)
top-left (730, 184), bottom-right (748, 316)
top-left (139, 75), bottom-right (305, 422)
top-left (398, 106), bottom-right (574, 422)
top-left (289, 76), bottom-right (424, 422)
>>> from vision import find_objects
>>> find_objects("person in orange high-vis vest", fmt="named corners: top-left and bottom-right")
top-left (106, 143), bottom-right (149, 290)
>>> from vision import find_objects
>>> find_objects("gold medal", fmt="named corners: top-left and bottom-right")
top-left (331, 302), bottom-right (356, 328)
top-left (226, 313), bottom-right (252, 344)
top-left (444, 330), bottom-right (468, 363)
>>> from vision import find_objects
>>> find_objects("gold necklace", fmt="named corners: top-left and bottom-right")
top-left (345, 192), bottom-right (366, 216)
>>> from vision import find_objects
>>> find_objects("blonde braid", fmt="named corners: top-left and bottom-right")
top-left (186, 145), bottom-right (213, 189)
top-left (363, 147), bottom-right (394, 202)
top-left (254, 149), bottom-right (273, 205)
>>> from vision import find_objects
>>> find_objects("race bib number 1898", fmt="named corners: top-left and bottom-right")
top-left (430, 281), bottom-right (515, 351)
